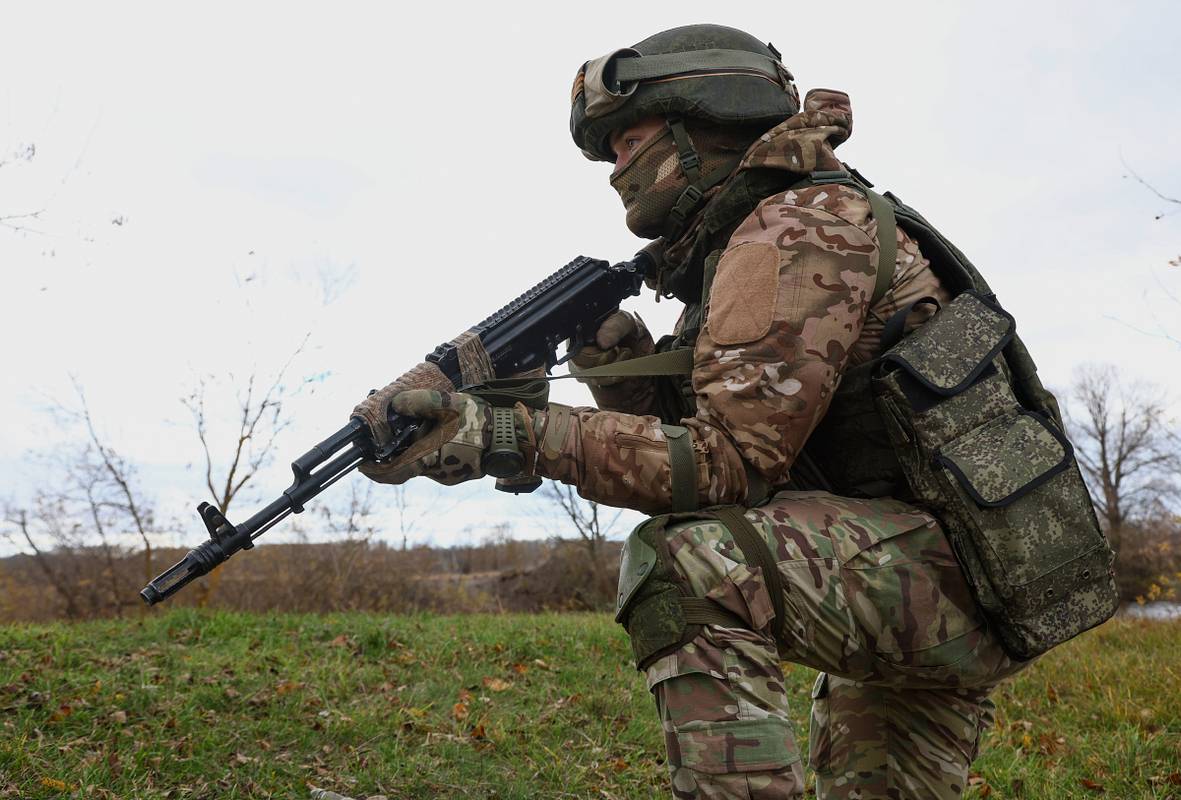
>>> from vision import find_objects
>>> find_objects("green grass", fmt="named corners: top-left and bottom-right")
top-left (0, 612), bottom-right (1177, 799)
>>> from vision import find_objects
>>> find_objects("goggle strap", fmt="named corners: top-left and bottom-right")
top-left (612, 48), bottom-right (783, 85)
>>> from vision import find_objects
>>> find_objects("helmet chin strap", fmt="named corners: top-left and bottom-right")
top-left (662, 116), bottom-right (741, 242)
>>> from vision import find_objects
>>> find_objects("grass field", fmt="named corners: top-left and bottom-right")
top-left (0, 611), bottom-right (1177, 799)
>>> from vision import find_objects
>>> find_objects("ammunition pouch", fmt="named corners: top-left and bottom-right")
top-left (872, 291), bottom-right (1118, 659)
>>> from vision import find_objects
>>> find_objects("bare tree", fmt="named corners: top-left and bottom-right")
top-left (539, 481), bottom-right (623, 580)
top-left (1121, 161), bottom-right (1180, 299)
top-left (321, 480), bottom-right (378, 562)
top-left (388, 484), bottom-right (461, 551)
top-left (1, 504), bottom-right (84, 619)
top-left (1066, 364), bottom-right (1181, 555)
top-left (1, 417), bottom-right (158, 621)
top-left (181, 338), bottom-right (310, 605)
top-left (1123, 159), bottom-right (1181, 224)
top-left (66, 381), bottom-right (156, 587)
top-left (0, 141), bottom-right (45, 235)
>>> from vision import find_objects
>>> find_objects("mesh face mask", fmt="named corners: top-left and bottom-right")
top-left (609, 128), bottom-right (681, 239)
top-left (609, 122), bottom-right (757, 240)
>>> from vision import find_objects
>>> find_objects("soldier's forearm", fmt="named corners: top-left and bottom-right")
top-left (528, 404), bottom-right (749, 514)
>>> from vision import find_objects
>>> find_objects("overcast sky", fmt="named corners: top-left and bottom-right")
top-left (1, 1), bottom-right (1178, 554)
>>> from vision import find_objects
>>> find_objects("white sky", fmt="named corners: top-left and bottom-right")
top-left (1, 1), bottom-right (1178, 554)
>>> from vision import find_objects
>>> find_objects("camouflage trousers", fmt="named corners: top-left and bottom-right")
top-left (630, 491), bottom-right (1028, 799)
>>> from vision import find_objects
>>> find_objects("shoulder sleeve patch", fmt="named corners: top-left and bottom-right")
top-left (706, 241), bottom-right (780, 346)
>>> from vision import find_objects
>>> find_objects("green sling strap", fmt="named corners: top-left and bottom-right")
top-left (570, 347), bottom-right (694, 379)
top-left (864, 187), bottom-right (897, 306)
top-left (799, 168), bottom-right (896, 307)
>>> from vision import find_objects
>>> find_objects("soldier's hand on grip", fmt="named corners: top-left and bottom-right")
top-left (569, 311), bottom-right (655, 387)
top-left (357, 390), bottom-right (537, 487)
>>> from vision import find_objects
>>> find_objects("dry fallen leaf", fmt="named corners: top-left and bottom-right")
top-left (452, 702), bottom-right (469, 721)
top-left (1080, 778), bottom-right (1105, 793)
top-left (482, 678), bottom-right (512, 692)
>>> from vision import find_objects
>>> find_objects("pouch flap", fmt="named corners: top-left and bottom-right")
top-left (883, 292), bottom-right (1014, 396)
top-left (936, 411), bottom-right (1073, 508)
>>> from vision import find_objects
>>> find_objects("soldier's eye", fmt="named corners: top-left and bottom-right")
top-left (626, 137), bottom-right (642, 151)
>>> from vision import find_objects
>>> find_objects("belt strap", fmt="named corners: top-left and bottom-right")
top-left (661, 423), bottom-right (698, 512)
top-left (680, 597), bottom-right (748, 629)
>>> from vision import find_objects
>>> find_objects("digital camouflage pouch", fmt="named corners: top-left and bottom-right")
top-left (873, 292), bottom-right (1118, 660)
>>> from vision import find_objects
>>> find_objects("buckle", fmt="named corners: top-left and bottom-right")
top-left (672, 185), bottom-right (704, 218)
top-left (809, 169), bottom-right (851, 183)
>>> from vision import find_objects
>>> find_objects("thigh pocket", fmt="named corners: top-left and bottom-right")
top-left (831, 498), bottom-right (985, 669)
top-left (807, 672), bottom-right (833, 773)
top-left (650, 633), bottom-right (800, 776)
top-left (673, 716), bottom-right (799, 775)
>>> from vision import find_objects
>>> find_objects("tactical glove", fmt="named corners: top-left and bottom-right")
top-left (569, 310), bottom-right (655, 388)
top-left (358, 390), bottom-right (537, 487)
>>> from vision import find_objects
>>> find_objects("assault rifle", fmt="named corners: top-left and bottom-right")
top-left (140, 251), bottom-right (655, 605)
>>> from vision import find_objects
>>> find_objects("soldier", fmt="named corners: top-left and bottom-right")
top-left (354, 23), bottom-right (1114, 800)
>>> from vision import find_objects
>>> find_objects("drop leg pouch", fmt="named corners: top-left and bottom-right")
top-left (872, 292), bottom-right (1118, 659)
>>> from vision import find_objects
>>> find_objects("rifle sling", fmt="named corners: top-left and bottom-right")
top-left (570, 348), bottom-right (694, 379)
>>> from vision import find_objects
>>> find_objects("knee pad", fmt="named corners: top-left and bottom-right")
top-left (616, 514), bottom-right (749, 670)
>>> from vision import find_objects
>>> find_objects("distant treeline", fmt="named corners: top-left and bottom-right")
top-left (0, 537), bottom-right (623, 623)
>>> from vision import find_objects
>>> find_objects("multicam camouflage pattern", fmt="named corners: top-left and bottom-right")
top-left (642, 493), bottom-right (1025, 798)
top-left (351, 361), bottom-right (455, 447)
top-left (534, 88), bottom-right (948, 512)
top-left (655, 625), bottom-right (804, 798)
top-left (811, 674), bottom-right (995, 800)
top-left (359, 390), bottom-right (534, 487)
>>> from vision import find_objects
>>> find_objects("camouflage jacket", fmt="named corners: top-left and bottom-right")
top-left (531, 89), bottom-right (949, 513)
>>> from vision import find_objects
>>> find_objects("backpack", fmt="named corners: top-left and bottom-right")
top-left (614, 164), bottom-right (1120, 660)
top-left (779, 167), bottom-right (1119, 659)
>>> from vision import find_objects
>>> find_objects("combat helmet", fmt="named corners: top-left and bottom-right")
top-left (571, 24), bottom-right (799, 238)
